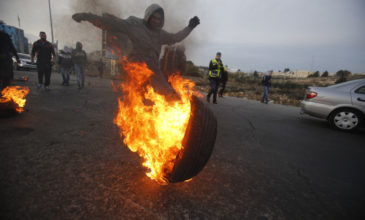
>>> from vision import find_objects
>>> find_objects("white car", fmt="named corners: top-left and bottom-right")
top-left (301, 79), bottom-right (365, 131)
top-left (12, 53), bottom-right (37, 71)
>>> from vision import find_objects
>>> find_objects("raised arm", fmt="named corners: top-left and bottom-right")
top-left (161, 16), bottom-right (200, 45)
top-left (72, 12), bottom-right (130, 34)
top-left (31, 42), bottom-right (37, 63)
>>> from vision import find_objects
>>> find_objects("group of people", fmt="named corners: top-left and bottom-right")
top-left (207, 52), bottom-right (228, 104)
top-left (31, 32), bottom-right (87, 90)
top-left (207, 52), bottom-right (273, 105)
top-left (4, 3), bottom-right (271, 104)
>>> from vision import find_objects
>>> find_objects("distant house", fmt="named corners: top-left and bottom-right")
top-left (272, 71), bottom-right (295, 78)
top-left (295, 70), bottom-right (314, 78)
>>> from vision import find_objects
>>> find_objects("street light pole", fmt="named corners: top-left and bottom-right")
top-left (48, 0), bottom-right (54, 43)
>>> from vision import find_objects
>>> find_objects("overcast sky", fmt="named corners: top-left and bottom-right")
top-left (1, 0), bottom-right (364, 73)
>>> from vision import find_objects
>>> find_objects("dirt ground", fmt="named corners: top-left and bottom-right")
top-left (184, 74), bottom-right (365, 106)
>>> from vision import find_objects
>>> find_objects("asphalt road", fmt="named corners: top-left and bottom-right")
top-left (1, 70), bottom-right (364, 219)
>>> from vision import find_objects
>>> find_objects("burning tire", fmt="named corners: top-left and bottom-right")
top-left (167, 95), bottom-right (217, 183)
top-left (0, 86), bottom-right (30, 117)
top-left (0, 98), bottom-right (18, 117)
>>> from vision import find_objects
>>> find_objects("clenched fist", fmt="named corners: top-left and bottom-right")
top-left (72, 13), bottom-right (88, 23)
top-left (188, 16), bottom-right (200, 28)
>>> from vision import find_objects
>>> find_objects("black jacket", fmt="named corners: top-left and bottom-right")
top-left (31, 39), bottom-right (55, 64)
top-left (262, 75), bottom-right (272, 87)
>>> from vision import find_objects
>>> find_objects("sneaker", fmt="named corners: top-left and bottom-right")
top-left (37, 84), bottom-right (42, 89)
top-left (45, 86), bottom-right (50, 91)
top-left (213, 101), bottom-right (218, 104)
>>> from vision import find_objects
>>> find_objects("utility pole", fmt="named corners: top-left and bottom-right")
top-left (48, 0), bottom-right (54, 43)
top-left (17, 14), bottom-right (20, 28)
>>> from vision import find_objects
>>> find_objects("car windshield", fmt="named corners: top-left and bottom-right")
top-left (18, 54), bottom-right (30, 59)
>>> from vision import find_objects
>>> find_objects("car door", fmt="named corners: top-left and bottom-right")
top-left (351, 83), bottom-right (365, 113)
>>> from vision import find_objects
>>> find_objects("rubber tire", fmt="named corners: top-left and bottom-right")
top-left (0, 99), bottom-right (18, 118)
top-left (166, 95), bottom-right (218, 183)
top-left (328, 108), bottom-right (363, 132)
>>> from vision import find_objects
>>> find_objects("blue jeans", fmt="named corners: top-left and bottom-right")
top-left (60, 67), bottom-right (71, 84)
top-left (74, 64), bottom-right (85, 88)
top-left (261, 86), bottom-right (269, 103)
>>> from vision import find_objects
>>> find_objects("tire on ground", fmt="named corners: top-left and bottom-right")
top-left (167, 95), bottom-right (217, 183)
top-left (0, 99), bottom-right (18, 118)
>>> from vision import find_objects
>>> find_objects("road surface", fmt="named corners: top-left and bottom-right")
top-left (1, 71), bottom-right (364, 219)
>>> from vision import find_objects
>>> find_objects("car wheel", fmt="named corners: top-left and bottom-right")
top-left (329, 108), bottom-right (362, 131)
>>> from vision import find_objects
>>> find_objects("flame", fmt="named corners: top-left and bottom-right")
top-left (0, 86), bottom-right (30, 113)
top-left (113, 60), bottom-right (200, 184)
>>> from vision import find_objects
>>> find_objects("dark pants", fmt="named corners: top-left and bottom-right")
top-left (37, 63), bottom-right (52, 86)
top-left (0, 59), bottom-right (12, 90)
top-left (218, 80), bottom-right (227, 96)
top-left (208, 77), bottom-right (219, 102)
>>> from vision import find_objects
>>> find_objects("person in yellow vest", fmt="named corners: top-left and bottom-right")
top-left (207, 52), bottom-right (223, 104)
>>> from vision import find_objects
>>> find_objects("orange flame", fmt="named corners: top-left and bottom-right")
top-left (113, 60), bottom-right (200, 184)
top-left (0, 86), bottom-right (30, 113)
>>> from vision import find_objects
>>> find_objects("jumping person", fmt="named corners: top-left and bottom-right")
top-left (72, 4), bottom-right (200, 99)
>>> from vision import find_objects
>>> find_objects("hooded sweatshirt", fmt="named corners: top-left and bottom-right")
top-left (85, 4), bottom-right (192, 69)
top-left (83, 4), bottom-right (194, 95)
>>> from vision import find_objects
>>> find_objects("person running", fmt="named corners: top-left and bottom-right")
top-left (207, 52), bottom-right (223, 104)
top-left (218, 65), bottom-right (228, 98)
top-left (261, 70), bottom-right (273, 104)
top-left (58, 46), bottom-right (73, 86)
top-left (31, 31), bottom-right (56, 91)
top-left (0, 31), bottom-right (19, 91)
top-left (72, 42), bottom-right (87, 89)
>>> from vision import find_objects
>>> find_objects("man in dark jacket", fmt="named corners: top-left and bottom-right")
top-left (207, 52), bottom-right (223, 104)
top-left (72, 4), bottom-right (199, 100)
top-left (261, 70), bottom-right (273, 104)
top-left (218, 65), bottom-right (228, 98)
top-left (0, 31), bottom-right (20, 91)
top-left (58, 46), bottom-right (73, 86)
top-left (72, 42), bottom-right (87, 89)
top-left (31, 31), bottom-right (56, 91)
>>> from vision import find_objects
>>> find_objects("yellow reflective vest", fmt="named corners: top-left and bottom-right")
top-left (209, 59), bottom-right (222, 78)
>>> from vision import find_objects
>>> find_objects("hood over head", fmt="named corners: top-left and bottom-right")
top-left (76, 42), bottom-right (83, 50)
top-left (144, 4), bottom-right (164, 29)
top-left (63, 46), bottom-right (70, 53)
